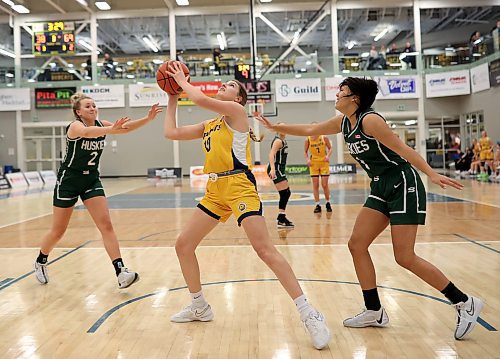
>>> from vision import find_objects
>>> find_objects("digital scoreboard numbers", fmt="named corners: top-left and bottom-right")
top-left (32, 21), bottom-right (75, 56)
top-left (234, 64), bottom-right (254, 83)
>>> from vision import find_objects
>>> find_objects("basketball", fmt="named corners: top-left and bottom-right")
top-left (156, 60), bottom-right (190, 95)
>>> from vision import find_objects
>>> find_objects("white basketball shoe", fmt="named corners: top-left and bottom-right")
top-left (303, 310), bottom-right (331, 350)
top-left (117, 268), bottom-right (140, 289)
top-left (343, 307), bottom-right (389, 328)
top-left (34, 261), bottom-right (49, 284)
top-left (170, 303), bottom-right (214, 323)
top-left (454, 296), bottom-right (484, 340)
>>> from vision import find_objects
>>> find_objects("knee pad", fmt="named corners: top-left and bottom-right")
top-left (278, 188), bottom-right (291, 210)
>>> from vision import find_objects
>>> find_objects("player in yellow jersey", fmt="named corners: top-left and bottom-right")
top-left (163, 61), bottom-right (331, 350)
top-left (304, 129), bottom-right (333, 213)
top-left (478, 130), bottom-right (494, 180)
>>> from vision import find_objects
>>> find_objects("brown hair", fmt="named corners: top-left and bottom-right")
top-left (71, 92), bottom-right (92, 119)
top-left (231, 79), bottom-right (248, 106)
top-left (249, 127), bottom-right (263, 142)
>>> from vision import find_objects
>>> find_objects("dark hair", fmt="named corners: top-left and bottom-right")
top-left (233, 79), bottom-right (248, 106)
top-left (339, 77), bottom-right (378, 118)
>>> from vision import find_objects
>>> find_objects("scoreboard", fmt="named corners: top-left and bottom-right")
top-left (234, 64), bottom-right (254, 83)
top-left (32, 21), bottom-right (75, 56)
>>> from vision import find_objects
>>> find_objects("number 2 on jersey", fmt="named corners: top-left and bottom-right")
top-left (88, 151), bottom-right (98, 166)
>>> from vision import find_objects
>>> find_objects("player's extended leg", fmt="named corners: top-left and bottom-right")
top-left (84, 196), bottom-right (139, 288)
top-left (343, 207), bottom-right (390, 328)
top-left (320, 175), bottom-right (332, 212)
top-left (241, 215), bottom-right (331, 349)
top-left (275, 179), bottom-right (293, 228)
top-left (311, 176), bottom-right (321, 213)
top-left (391, 225), bottom-right (484, 340)
top-left (34, 206), bottom-right (74, 284)
top-left (170, 208), bottom-right (219, 323)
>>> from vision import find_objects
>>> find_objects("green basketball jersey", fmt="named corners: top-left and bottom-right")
top-left (271, 136), bottom-right (288, 167)
top-left (61, 119), bottom-right (106, 173)
top-left (342, 109), bottom-right (407, 178)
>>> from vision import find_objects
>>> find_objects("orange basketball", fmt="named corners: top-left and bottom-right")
top-left (156, 60), bottom-right (190, 95)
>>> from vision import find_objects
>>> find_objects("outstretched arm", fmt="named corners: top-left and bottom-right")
top-left (304, 138), bottom-right (311, 166)
top-left (163, 93), bottom-right (204, 140)
top-left (111, 103), bottom-right (162, 133)
top-left (167, 62), bottom-right (246, 124)
top-left (363, 114), bottom-right (463, 190)
top-left (67, 117), bottom-right (130, 139)
top-left (256, 114), bottom-right (343, 137)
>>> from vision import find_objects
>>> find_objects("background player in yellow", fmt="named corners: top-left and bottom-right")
top-left (478, 130), bottom-right (494, 180)
top-left (163, 61), bottom-right (331, 350)
top-left (33, 93), bottom-right (162, 289)
top-left (304, 129), bottom-right (333, 213)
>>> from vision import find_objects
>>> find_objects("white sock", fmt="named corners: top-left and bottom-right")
top-left (294, 294), bottom-right (315, 321)
top-left (191, 290), bottom-right (207, 308)
top-left (315, 202), bottom-right (320, 206)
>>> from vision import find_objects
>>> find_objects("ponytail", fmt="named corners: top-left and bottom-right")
top-left (249, 127), bottom-right (263, 142)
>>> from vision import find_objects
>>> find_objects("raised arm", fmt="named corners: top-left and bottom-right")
top-left (167, 62), bottom-right (247, 128)
top-left (362, 114), bottom-right (463, 190)
top-left (256, 114), bottom-right (343, 137)
top-left (163, 93), bottom-right (204, 140)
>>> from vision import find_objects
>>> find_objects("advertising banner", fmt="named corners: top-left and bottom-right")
top-left (178, 81), bottom-right (221, 105)
top-left (276, 78), bottom-right (322, 102)
top-left (81, 85), bottom-right (125, 108)
top-left (39, 170), bottom-right (57, 184)
top-left (5, 172), bottom-right (28, 188)
top-left (425, 70), bottom-right (470, 98)
top-left (24, 171), bottom-right (44, 187)
top-left (285, 164), bottom-right (310, 175)
top-left (324, 77), bottom-right (343, 101)
top-left (470, 63), bottom-right (490, 93)
top-left (35, 87), bottom-right (77, 108)
top-left (329, 163), bottom-right (357, 174)
top-left (489, 59), bottom-right (500, 87)
top-left (0, 175), bottom-right (10, 190)
top-left (374, 76), bottom-right (420, 99)
top-left (147, 167), bottom-right (182, 179)
top-left (129, 84), bottom-right (168, 107)
top-left (0, 88), bottom-right (31, 111)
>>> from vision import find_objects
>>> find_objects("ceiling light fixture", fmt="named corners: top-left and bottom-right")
top-left (95, 1), bottom-right (111, 10)
top-left (0, 48), bottom-right (15, 58)
top-left (142, 36), bottom-right (159, 53)
top-left (11, 4), bottom-right (30, 13)
top-left (217, 32), bottom-right (227, 51)
top-left (374, 26), bottom-right (391, 42)
top-left (78, 39), bottom-right (101, 54)
top-left (176, 0), bottom-right (189, 5)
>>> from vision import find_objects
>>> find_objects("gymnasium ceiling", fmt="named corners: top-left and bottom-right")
top-left (0, 0), bottom-right (498, 56)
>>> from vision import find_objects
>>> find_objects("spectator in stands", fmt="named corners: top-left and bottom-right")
top-left (491, 20), bottom-right (500, 52)
top-left (387, 43), bottom-right (399, 55)
top-left (176, 50), bottom-right (185, 63)
top-left (469, 138), bottom-right (481, 176)
top-left (454, 147), bottom-right (473, 175)
top-left (494, 141), bottom-right (500, 181)
top-left (85, 56), bottom-right (92, 80)
top-left (379, 45), bottom-right (387, 58)
top-left (213, 48), bottom-right (222, 74)
top-left (469, 31), bottom-right (482, 62)
top-left (367, 45), bottom-right (386, 70)
top-left (402, 41), bottom-right (416, 69)
top-left (103, 53), bottom-right (115, 79)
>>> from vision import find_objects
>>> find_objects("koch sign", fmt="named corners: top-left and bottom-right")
top-left (425, 70), bottom-right (470, 98)
top-left (275, 78), bottom-right (322, 102)
top-left (374, 76), bottom-right (419, 99)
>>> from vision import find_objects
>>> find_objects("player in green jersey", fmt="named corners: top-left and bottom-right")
top-left (34, 93), bottom-right (162, 289)
top-left (267, 123), bottom-right (294, 228)
top-left (256, 77), bottom-right (483, 340)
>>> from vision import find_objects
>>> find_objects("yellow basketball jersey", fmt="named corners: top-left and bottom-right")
top-left (479, 137), bottom-right (491, 152)
top-left (202, 116), bottom-right (252, 173)
top-left (308, 135), bottom-right (327, 161)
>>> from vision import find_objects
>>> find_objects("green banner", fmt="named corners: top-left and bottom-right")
top-left (285, 165), bottom-right (310, 175)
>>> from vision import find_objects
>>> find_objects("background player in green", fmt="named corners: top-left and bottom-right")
top-left (267, 123), bottom-right (294, 228)
top-left (34, 93), bottom-right (162, 289)
top-left (256, 77), bottom-right (483, 340)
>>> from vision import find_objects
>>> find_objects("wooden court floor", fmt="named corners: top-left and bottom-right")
top-left (0, 174), bottom-right (498, 358)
